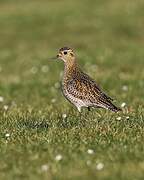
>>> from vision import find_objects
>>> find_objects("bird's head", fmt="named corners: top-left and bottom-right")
top-left (53, 47), bottom-right (76, 63)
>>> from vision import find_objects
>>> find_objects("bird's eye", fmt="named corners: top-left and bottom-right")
top-left (64, 51), bottom-right (67, 55)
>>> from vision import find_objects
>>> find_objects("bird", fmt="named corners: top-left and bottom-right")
top-left (51, 47), bottom-right (121, 113)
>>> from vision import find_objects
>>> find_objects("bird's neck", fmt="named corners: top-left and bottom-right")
top-left (63, 59), bottom-right (79, 81)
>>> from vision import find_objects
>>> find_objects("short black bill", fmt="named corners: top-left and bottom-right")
top-left (49, 55), bottom-right (59, 60)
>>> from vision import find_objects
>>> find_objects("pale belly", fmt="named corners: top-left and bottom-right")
top-left (63, 88), bottom-right (88, 109)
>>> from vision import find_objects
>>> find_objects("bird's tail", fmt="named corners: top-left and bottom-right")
top-left (98, 98), bottom-right (122, 113)
top-left (108, 104), bottom-right (122, 113)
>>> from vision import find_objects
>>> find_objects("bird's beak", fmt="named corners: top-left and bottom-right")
top-left (49, 54), bottom-right (60, 60)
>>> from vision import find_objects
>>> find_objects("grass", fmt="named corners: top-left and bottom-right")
top-left (0, 0), bottom-right (144, 179)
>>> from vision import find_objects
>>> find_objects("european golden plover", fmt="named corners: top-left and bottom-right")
top-left (52, 47), bottom-right (121, 113)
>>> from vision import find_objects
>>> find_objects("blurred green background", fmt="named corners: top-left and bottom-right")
top-left (0, 0), bottom-right (144, 180)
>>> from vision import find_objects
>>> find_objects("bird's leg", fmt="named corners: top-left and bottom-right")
top-left (77, 106), bottom-right (81, 113)
top-left (85, 107), bottom-right (91, 120)
top-left (87, 107), bottom-right (91, 111)
top-left (77, 106), bottom-right (87, 124)
top-left (77, 106), bottom-right (84, 124)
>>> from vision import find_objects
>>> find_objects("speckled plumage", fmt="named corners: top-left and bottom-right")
top-left (55, 47), bottom-right (121, 112)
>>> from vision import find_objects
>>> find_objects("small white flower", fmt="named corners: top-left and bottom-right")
top-left (60, 71), bottom-right (63, 78)
top-left (4, 105), bottom-right (8, 110)
top-left (54, 82), bottom-right (60, 89)
top-left (5, 133), bottom-right (10, 137)
top-left (62, 114), bottom-right (67, 119)
top-left (86, 160), bottom-right (91, 166)
top-left (55, 154), bottom-right (62, 161)
top-left (96, 162), bottom-right (104, 170)
top-left (87, 149), bottom-right (94, 154)
top-left (122, 85), bottom-right (128, 91)
top-left (0, 96), bottom-right (4, 102)
top-left (30, 67), bottom-right (38, 74)
top-left (116, 117), bottom-right (121, 120)
top-left (124, 145), bottom-right (127, 149)
top-left (51, 98), bottom-right (56, 103)
top-left (41, 65), bottom-right (49, 73)
top-left (121, 102), bottom-right (126, 108)
top-left (126, 116), bottom-right (129, 120)
top-left (41, 164), bottom-right (49, 172)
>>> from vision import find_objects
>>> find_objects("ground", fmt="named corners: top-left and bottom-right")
top-left (0, 0), bottom-right (144, 179)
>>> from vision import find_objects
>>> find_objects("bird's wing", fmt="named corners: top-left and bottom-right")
top-left (82, 72), bottom-right (114, 101)
top-left (66, 72), bottom-right (120, 112)
top-left (67, 73), bottom-right (113, 104)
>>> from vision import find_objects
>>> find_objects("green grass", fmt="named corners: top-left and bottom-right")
top-left (0, 0), bottom-right (144, 179)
